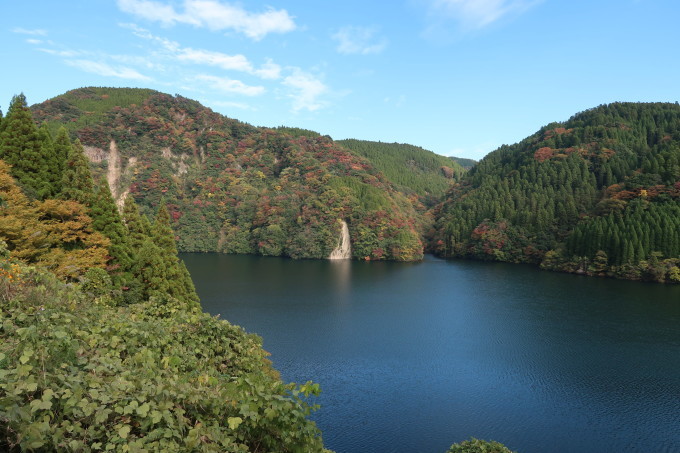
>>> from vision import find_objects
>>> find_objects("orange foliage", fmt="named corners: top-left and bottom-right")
top-left (534, 147), bottom-right (555, 162)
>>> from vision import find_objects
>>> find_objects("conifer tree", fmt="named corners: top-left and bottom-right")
top-left (122, 194), bottom-right (151, 249)
top-left (0, 94), bottom-right (53, 199)
top-left (37, 124), bottom-right (65, 198)
top-left (61, 138), bottom-right (94, 206)
top-left (51, 127), bottom-right (72, 196)
top-left (151, 203), bottom-right (199, 305)
top-left (90, 178), bottom-right (137, 291)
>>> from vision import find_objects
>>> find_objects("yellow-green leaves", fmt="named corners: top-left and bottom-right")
top-left (227, 416), bottom-right (243, 430)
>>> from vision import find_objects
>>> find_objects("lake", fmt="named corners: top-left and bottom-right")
top-left (182, 253), bottom-right (680, 453)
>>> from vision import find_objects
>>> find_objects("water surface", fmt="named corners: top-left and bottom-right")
top-left (183, 253), bottom-right (680, 453)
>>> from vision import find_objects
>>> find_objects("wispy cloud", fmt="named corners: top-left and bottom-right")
top-left (116, 0), bottom-right (296, 40)
top-left (204, 99), bottom-right (256, 110)
top-left (282, 69), bottom-right (327, 112)
top-left (12, 27), bottom-right (48, 36)
top-left (332, 26), bottom-right (388, 55)
top-left (426, 0), bottom-right (540, 32)
top-left (37, 48), bottom-right (82, 58)
top-left (123, 24), bottom-right (282, 79)
top-left (65, 59), bottom-right (152, 81)
top-left (195, 74), bottom-right (265, 96)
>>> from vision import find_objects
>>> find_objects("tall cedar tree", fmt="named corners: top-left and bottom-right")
top-left (151, 203), bottom-right (199, 305)
top-left (122, 194), bottom-right (152, 249)
top-left (0, 94), bottom-right (53, 199)
top-left (51, 127), bottom-right (72, 195)
top-left (121, 195), bottom-right (154, 304)
top-left (90, 178), bottom-right (137, 290)
top-left (61, 138), bottom-right (94, 206)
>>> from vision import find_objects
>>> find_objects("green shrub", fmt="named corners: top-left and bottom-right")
top-left (447, 438), bottom-right (516, 453)
top-left (0, 263), bottom-right (327, 452)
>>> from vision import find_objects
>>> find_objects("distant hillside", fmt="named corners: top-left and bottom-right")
top-left (336, 139), bottom-right (464, 205)
top-left (450, 156), bottom-right (476, 170)
top-left (432, 102), bottom-right (680, 283)
top-left (33, 87), bottom-right (424, 261)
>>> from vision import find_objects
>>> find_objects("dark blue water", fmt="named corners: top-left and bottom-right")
top-left (182, 253), bottom-right (680, 453)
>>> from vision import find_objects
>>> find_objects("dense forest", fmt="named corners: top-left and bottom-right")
top-left (336, 139), bottom-right (464, 206)
top-left (32, 87), bottom-right (425, 262)
top-left (432, 102), bottom-right (680, 283)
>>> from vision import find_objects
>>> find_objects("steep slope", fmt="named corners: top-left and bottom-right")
top-left (336, 139), bottom-right (464, 205)
top-left (432, 102), bottom-right (680, 283)
top-left (33, 88), bottom-right (424, 261)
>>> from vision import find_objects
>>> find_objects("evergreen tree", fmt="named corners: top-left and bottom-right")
top-left (51, 127), bottom-right (72, 196)
top-left (90, 178), bottom-right (137, 293)
top-left (0, 94), bottom-right (53, 199)
top-left (151, 203), bottom-right (199, 305)
top-left (122, 194), bottom-right (151, 249)
top-left (61, 138), bottom-right (94, 205)
top-left (37, 124), bottom-right (64, 198)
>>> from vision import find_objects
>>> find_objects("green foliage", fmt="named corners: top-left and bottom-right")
top-left (61, 138), bottom-right (95, 206)
top-left (433, 102), bottom-right (680, 283)
top-left (0, 94), bottom-right (54, 199)
top-left (450, 156), bottom-right (477, 170)
top-left (447, 438), bottom-right (515, 453)
top-left (0, 261), bottom-right (328, 452)
top-left (90, 178), bottom-right (139, 297)
top-left (149, 202), bottom-right (200, 305)
top-left (338, 138), bottom-right (464, 203)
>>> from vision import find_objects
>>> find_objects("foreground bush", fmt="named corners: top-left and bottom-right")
top-left (0, 256), bottom-right (327, 452)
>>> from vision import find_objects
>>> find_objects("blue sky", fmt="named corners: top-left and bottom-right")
top-left (2, 0), bottom-right (679, 159)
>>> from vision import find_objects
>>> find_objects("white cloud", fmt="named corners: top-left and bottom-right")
top-left (124, 24), bottom-right (282, 80)
top-left (65, 59), bottom-right (152, 81)
top-left (26, 39), bottom-right (42, 45)
top-left (12, 27), bottom-right (47, 36)
top-left (332, 26), bottom-right (387, 55)
top-left (427, 0), bottom-right (540, 31)
top-left (204, 99), bottom-right (256, 110)
top-left (116, 0), bottom-right (194, 26)
top-left (37, 48), bottom-right (82, 57)
top-left (177, 48), bottom-right (253, 72)
top-left (195, 74), bottom-right (265, 96)
top-left (254, 59), bottom-right (282, 80)
top-left (117, 0), bottom-right (296, 40)
top-left (282, 69), bottom-right (327, 112)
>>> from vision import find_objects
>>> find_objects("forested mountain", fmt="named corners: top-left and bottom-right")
top-left (0, 93), bottom-right (329, 451)
top-left (32, 87), bottom-right (424, 261)
top-left (432, 102), bottom-right (680, 283)
top-left (450, 156), bottom-right (476, 170)
top-left (336, 139), bottom-right (464, 205)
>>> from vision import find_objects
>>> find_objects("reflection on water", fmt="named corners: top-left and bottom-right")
top-left (329, 259), bottom-right (351, 307)
top-left (183, 253), bottom-right (680, 453)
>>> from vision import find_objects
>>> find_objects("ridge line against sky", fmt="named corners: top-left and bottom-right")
top-left (2, 0), bottom-right (679, 159)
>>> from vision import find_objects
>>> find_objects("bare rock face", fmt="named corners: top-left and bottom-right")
top-left (329, 220), bottom-right (351, 260)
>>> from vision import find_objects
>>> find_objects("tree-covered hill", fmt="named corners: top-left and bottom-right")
top-left (32, 88), bottom-right (424, 261)
top-left (336, 139), bottom-right (464, 205)
top-left (432, 102), bottom-right (680, 283)
top-left (449, 156), bottom-right (477, 170)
